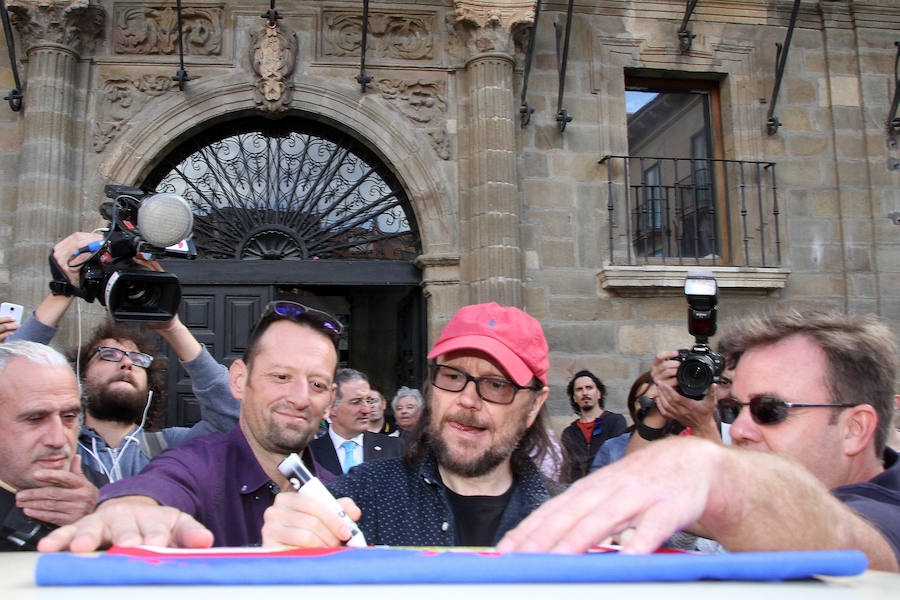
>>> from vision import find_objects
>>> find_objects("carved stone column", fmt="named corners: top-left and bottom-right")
top-left (415, 253), bottom-right (462, 347)
top-left (8, 0), bottom-right (105, 308)
top-left (455, 2), bottom-right (533, 308)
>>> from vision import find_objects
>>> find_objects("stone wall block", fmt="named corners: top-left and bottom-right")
top-left (539, 239), bottom-right (575, 268)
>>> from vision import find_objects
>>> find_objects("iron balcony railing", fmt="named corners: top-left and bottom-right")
top-left (599, 155), bottom-right (781, 267)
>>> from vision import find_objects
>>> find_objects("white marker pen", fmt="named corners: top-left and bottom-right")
top-left (277, 453), bottom-right (367, 547)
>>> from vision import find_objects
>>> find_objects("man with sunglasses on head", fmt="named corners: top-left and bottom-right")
top-left (260, 302), bottom-right (560, 548)
top-left (10, 232), bottom-right (239, 485)
top-left (39, 300), bottom-right (344, 551)
top-left (308, 368), bottom-right (401, 478)
top-left (498, 311), bottom-right (900, 572)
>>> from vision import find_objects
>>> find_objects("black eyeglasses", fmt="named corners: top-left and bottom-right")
top-left (430, 364), bottom-right (540, 405)
top-left (263, 301), bottom-right (344, 337)
top-left (93, 346), bottom-right (153, 369)
top-left (717, 395), bottom-right (856, 426)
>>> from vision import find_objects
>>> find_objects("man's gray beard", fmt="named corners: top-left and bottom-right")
top-left (84, 382), bottom-right (149, 425)
top-left (428, 417), bottom-right (528, 478)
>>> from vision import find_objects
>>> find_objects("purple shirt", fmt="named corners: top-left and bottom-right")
top-left (98, 425), bottom-right (334, 546)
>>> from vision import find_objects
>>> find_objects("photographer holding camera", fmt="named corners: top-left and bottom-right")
top-left (625, 273), bottom-right (724, 453)
top-left (9, 231), bottom-right (238, 484)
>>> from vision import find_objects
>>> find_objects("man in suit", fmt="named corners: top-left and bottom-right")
top-left (309, 369), bottom-right (401, 477)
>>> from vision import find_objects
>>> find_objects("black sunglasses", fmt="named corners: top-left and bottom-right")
top-left (717, 395), bottom-right (856, 426)
top-left (93, 346), bottom-right (153, 369)
top-left (263, 301), bottom-right (343, 337)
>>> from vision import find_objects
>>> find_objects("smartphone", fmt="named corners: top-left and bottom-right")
top-left (0, 302), bottom-right (24, 326)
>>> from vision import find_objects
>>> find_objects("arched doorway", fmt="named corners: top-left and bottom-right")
top-left (142, 116), bottom-right (426, 427)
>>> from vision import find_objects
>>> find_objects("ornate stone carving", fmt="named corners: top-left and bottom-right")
top-left (92, 75), bottom-right (177, 152)
top-left (7, 0), bottom-right (106, 54)
top-left (454, 0), bottom-right (534, 30)
top-left (250, 24), bottom-right (297, 114)
top-left (427, 128), bottom-right (452, 161)
top-left (322, 11), bottom-right (434, 61)
top-left (112, 4), bottom-right (222, 55)
top-left (375, 79), bottom-right (446, 124)
top-left (373, 79), bottom-right (450, 160)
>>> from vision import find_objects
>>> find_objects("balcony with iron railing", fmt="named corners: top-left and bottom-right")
top-left (598, 155), bottom-right (790, 295)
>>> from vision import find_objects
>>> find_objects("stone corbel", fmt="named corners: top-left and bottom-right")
top-left (7, 0), bottom-right (105, 55)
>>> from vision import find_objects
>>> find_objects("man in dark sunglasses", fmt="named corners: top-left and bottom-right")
top-left (9, 232), bottom-right (240, 486)
top-left (499, 311), bottom-right (900, 573)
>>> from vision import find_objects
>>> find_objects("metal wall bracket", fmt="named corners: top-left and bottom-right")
top-left (171, 0), bottom-right (192, 91)
top-left (554, 0), bottom-right (575, 132)
top-left (261, 0), bottom-right (281, 27)
top-left (766, 0), bottom-right (801, 135)
top-left (886, 41), bottom-right (900, 144)
top-left (518, 0), bottom-right (542, 128)
top-left (1, 0), bottom-right (23, 111)
top-left (678, 0), bottom-right (700, 53)
top-left (356, 0), bottom-right (372, 93)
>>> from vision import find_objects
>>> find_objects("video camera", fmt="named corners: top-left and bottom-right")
top-left (674, 271), bottom-right (726, 400)
top-left (49, 184), bottom-right (196, 322)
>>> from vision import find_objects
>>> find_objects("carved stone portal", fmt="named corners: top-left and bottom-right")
top-left (112, 4), bottom-right (223, 55)
top-left (250, 24), bottom-right (297, 114)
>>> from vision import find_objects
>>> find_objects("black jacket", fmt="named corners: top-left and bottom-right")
top-left (561, 411), bottom-right (628, 482)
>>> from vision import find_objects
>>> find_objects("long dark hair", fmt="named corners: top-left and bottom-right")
top-left (566, 370), bottom-right (606, 414)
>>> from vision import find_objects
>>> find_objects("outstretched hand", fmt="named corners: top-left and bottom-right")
top-left (37, 496), bottom-right (214, 553)
top-left (497, 437), bottom-right (724, 554)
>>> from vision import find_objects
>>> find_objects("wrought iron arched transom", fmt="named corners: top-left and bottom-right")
top-left (144, 117), bottom-right (420, 261)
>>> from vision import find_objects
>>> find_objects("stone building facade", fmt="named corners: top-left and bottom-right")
top-left (1, 0), bottom-right (898, 427)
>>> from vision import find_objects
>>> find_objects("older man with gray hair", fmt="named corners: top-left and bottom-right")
top-left (0, 341), bottom-right (100, 550)
top-left (393, 386), bottom-right (424, 440)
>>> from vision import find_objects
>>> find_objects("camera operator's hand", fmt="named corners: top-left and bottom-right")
top-left (52, 232), bottom-right (105, 287)
top-left (15, 455), bottom-right (99, 526)
top-left (655, 381), bottom-right (720, 442)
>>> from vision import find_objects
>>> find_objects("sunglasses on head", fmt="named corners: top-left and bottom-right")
top-left (717, 395), bottom-right (856, 426)
top-left (263, 301), bottom-right (344, 337)
top-left (93, 346), bottom-right (153, 369)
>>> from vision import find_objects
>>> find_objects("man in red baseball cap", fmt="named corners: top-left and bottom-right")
top-left (260, 302), bottom-right (560, 548)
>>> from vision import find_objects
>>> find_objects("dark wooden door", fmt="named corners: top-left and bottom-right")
top-left (164, 284), bottom-right (271, 427)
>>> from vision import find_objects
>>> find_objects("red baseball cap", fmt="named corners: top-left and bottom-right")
top-left (427, 303), bottom-right (549, 386)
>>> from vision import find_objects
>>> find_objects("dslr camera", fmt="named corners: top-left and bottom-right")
top-left (674, 271), bottom-right (726, 400)
top-left (49, 184), bottom-right (195, 322)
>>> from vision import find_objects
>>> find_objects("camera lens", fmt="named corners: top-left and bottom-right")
top-left (676, 354), bottom-right (717, 399)
top-left (122, 281), bottom-right (160, 307)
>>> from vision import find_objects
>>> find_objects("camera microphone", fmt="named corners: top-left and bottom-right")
top-left (136, 193), bottom-right (194, 248)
